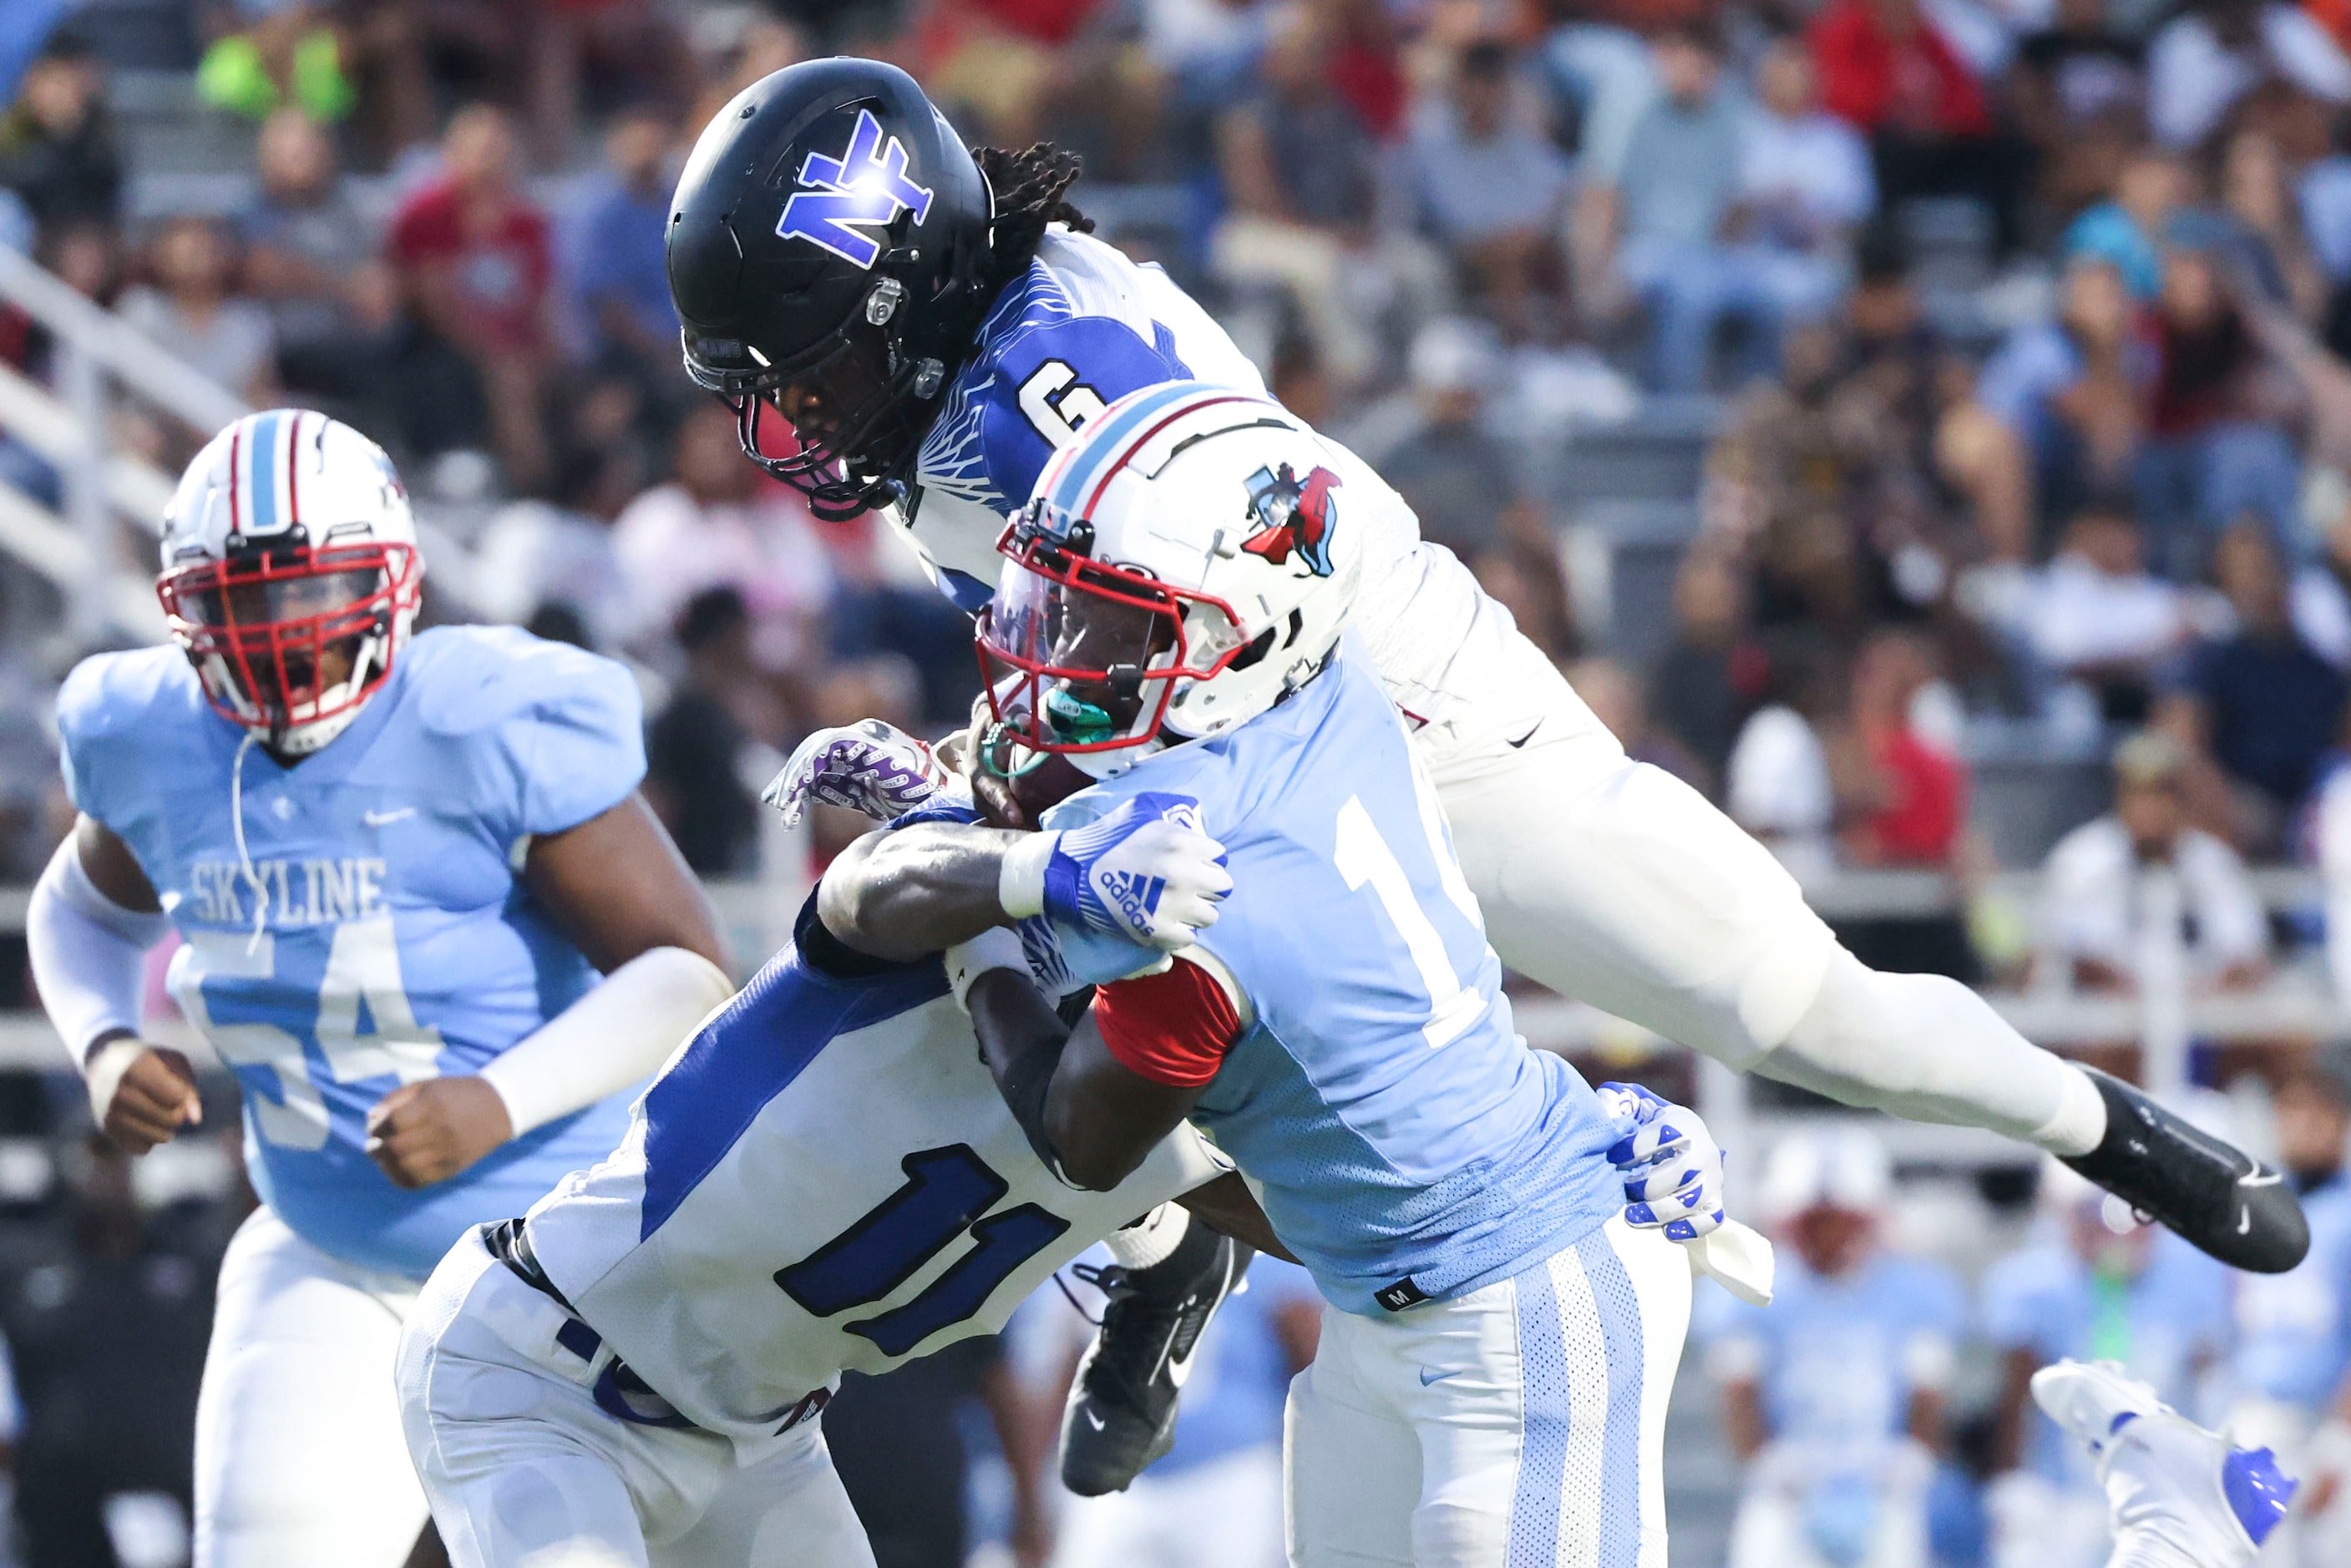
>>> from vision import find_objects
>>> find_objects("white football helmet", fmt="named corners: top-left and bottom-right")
top-left (976, 382), bottom-right (1360, 776)
top-left (157, 409), bottom-right (423, 756)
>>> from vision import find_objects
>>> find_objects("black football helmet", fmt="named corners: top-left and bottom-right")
top-left (667, 58), bottom-right (996, 520)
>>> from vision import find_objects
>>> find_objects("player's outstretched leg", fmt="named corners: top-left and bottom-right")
top-left (1766, 955), bottom-right (2308, 1275)
top-left (2031, 1359), bottom-right (2297, 1568)
top-left (1434, 726), bottom-right (2310, 1274)
top-left (1059, 1207), bottom-right (1250, 1496)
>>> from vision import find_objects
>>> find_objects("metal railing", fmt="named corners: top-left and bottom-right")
top-left (0, 244), bottom-right (251, 643)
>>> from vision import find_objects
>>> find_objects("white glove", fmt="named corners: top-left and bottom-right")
top-left (1598, 1081), bottom-right (1775, 1306)
top-left (763, 720), bottom-right (957, 827)
top-left (1599, 1081), bottom-right (1726, 1242)
top-left (999, 792), bottom-right (1233, 954)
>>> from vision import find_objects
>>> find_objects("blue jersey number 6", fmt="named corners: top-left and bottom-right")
top-left (775, 1145), bottom-right (1071, 1357)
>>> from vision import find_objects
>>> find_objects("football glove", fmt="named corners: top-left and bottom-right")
top-left (1001, 792), bottom-right (1233, 958)
top-left (1597, 1081), bottom-right (1727, 1242)
top-left (763, 719), bottom-right (959, 827)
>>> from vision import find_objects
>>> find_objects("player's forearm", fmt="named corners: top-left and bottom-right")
top-left (477, 947), bottom-right (735, 1136)
top-left (28, 835), bottom-right (169, 1067)
top-left (965, 963), bottom-right (1079, 1179)
top-left (818, 822), bottom-right (1032, 962)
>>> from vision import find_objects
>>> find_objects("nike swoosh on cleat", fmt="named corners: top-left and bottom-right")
top-left (1419, 1367), bottom-right (1463, 1386)
top-left (2240, 1171), bottom-right (2284, 1188)
top-left (1085, 1411), bottom-right (1107, 1431)
top-left (2239, 1206), bottom-right (2252, 1235)
top-left (363, 807), bottom-right (418, 827)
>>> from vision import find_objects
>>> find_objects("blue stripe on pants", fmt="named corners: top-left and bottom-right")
top-left (1578, 1228), bottom-right (1647, 1568)
top-left (1508, 1256), bottom-right (1572, 1565)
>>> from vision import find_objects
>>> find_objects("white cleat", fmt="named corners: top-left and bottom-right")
top-left (2030, 1359), bottom-right (2298, 1568)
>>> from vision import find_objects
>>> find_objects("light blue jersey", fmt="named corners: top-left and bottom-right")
top-left (1041, 636), bottom-right (1623, 1315)
top-left (1703, 1250), bottom-right (1967, 1449)
top-left (2232, 1174), bottom-right (2351, 1409)
top-left (58, 624), bottom-right (647, 1277)
top-left (1982, 1233), bottom-right (2229, 1483)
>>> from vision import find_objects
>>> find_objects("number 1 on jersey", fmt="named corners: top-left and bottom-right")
top-left (1333, 796), bottom-right (1486, 1049)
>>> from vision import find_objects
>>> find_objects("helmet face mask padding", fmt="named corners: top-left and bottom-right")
top-left (156, 410), bottom-right (424, 757)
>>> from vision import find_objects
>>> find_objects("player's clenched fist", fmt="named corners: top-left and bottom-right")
top-left (86, 1036), bottom-right (202, 1154)
top-left (365, 1076), bottom-right (514, 1190)
top-left (763, 719), bottom-right (957, 827)
top-left (1000, 792), bottom-right (1233, 953)
top-left (1597, 1080), bottom-right (1728, 1242)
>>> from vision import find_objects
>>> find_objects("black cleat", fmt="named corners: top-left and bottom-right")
top-left (2061, 1067), bottom-right (2308, 1273)
top-left (1058, 1223), bottom-right (1251, 1496)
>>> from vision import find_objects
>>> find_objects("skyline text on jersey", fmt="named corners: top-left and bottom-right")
top-left (186, 857), bottom-right (388, 928)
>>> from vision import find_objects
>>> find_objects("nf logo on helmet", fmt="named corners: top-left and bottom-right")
top-left (776, 108), bottom-right (936, 270)
top-left (1239, 463), bottom-right (1341, 578)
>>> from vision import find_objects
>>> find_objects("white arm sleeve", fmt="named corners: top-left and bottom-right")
top-left (475, 945), bottom-right (735, 1136)
top-left (27, 836), bottom-right (170, 1070)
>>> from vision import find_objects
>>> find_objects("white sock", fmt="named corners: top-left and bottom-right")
top-left (1764, 950), bottom-right (2109, 1153)
top-left (2029, 1065), bottom-right (2109, 1158)
top-left (1102, 1203), bottom-right (1190, 1272)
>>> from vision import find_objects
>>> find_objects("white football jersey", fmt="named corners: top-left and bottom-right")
top-left (902, 228), bottom-right (1596, 757)
top-left (522, 931), bottom-right (1225, 1447)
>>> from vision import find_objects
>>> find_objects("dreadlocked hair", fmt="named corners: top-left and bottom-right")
top-left (975, 143), bottom-right (1094, 291)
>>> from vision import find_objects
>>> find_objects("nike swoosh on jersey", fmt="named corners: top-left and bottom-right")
top-left (1419, 1366), bottom-right (1463, 1386)
top-left (363, 807), bottom-right (418, 827)
top-left (1505, 724), bottom-right (1541, 750)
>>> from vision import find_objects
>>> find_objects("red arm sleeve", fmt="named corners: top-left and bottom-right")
top-left (1092, 957), bottom-right (1244, 1089)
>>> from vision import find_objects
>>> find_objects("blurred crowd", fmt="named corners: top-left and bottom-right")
top-left (5, 0), bottom-right (2351, 1564)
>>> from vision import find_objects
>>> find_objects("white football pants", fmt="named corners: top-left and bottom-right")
top-left (396, 1230), bottom-right (874, 1568)
top-left (1427, 663), bottom-right (2096, 1151)
top-left (1284, 1217), bottom-right (1689, 1567)
top-left (192, 1206), bottom-right (430, 1568)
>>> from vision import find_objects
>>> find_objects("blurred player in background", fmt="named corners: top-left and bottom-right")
top-left (1708, 1127), bottom-right (1965, 1568)
top-left (2225, 1049), bottom-right (2351, 1565)
top-left (1980, 1160), bottom-right (2230, 1568)
top-left (664, 67), bottom-right (2304, 1493)
top-left (26, 410), bottom-right (736, 1567)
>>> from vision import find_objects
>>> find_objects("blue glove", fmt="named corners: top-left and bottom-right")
top-left (1596, 1081), bottom-right (1728, 1243)
top-left (1001, 793), bottom-right (1233, 975)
